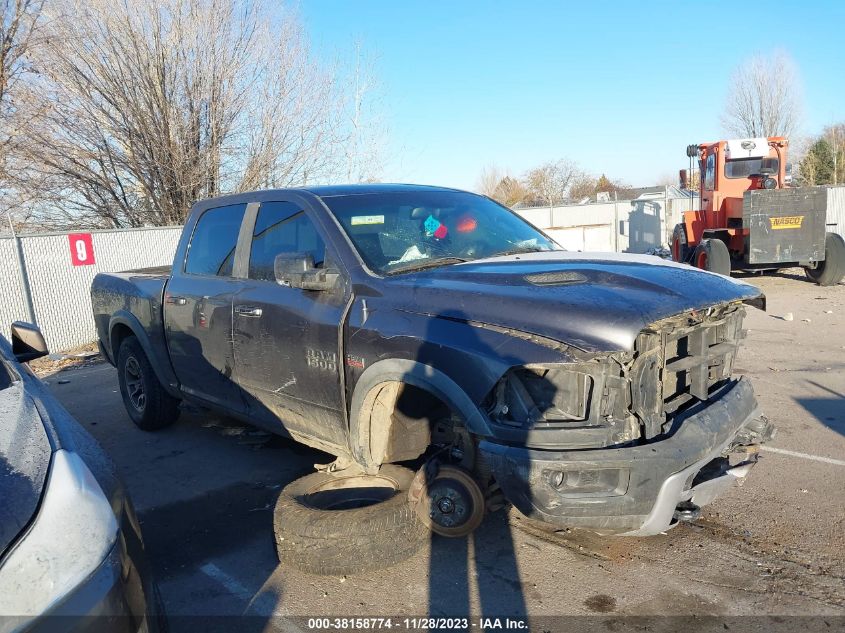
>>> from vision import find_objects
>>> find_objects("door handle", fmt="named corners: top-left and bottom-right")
top-left (235, 305), bottom-right (263, 317)
top-left (166, 295), bottom-right (187, 306)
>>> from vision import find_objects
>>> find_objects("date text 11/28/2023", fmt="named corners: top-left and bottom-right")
top-left (306, 618), bottom-right (528, 630)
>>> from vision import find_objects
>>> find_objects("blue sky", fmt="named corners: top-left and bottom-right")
top-left (300, 1), bottom-right (845, 190)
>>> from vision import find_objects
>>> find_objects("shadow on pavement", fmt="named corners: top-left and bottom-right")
top-left (795, 380), bottom-right (845, 437)
top-left (415, 311), bottom-right (531, 620)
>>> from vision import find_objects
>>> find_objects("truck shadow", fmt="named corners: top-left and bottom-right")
top-left (795, 380), bottom-right (845, 437)
top-left (427, 512), bottom-right (528, 618)
top-left (411, 310), bottom-right (533, 620)
top-left (624, 199), bottom-right (664, 253)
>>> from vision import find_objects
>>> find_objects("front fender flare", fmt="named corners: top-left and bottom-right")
top-left (348, 358), bottom-right (494, 471)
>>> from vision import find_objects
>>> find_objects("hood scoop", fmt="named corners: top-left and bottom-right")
top-left (524, 270), bottom-right (587, 286)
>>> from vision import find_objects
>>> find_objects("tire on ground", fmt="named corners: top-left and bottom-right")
top-left (274, 465), bottom-right (427, 576)
top-left (693, 238), bottom-right (731, 277)
top-left (117, 336), bottom-right (181, 431)
top-left (804, 232), bottom-right (845, 286)
top-left (671, 223), bottom-right (689, 263)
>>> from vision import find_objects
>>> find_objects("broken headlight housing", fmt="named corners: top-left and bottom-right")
top-left (486, 303), bottom-right (747, 449)
top-left (487, 359), bottom-right (640, 448)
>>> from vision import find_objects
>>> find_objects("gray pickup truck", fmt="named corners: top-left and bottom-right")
top-left (91, 184), bottom-right (774, 545)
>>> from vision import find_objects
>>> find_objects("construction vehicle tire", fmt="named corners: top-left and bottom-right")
top-left (671, 224), bottom-right (689, 263)
top-left (804, 232), bottom-right (845, 286)
top-left (693, 239), bottom-right (731, 277)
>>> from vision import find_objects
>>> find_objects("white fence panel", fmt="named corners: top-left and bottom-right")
top-left (0, 239), bottom-right (30, 340)
top-left (516, 191), bottom-right (700, 255)
top-left (545, 225), bottom-right (614, 252)
top-left (825, 185), bottom-right (845, 241)
top-left (1, 226), bottom-right (182, 351)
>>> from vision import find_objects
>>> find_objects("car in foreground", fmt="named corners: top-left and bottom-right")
top-left (0, 322), bottom-right (164, 632)
top-left (91, 184), bottom-right (774, 573)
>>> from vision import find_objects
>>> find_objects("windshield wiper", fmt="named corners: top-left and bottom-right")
top-left (490, 246), bottom-right (552, 258)
top-left (385, 257), bottom-right (469, 276)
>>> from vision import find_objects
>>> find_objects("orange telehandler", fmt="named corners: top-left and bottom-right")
top-left (671, 136), bottom-right (845, 285)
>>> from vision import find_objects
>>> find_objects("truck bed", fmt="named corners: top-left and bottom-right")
top-left (91, 267), bottom-right (172, 369)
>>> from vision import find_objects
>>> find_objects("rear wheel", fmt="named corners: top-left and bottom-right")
top-left (671, 224), bottom-right (689, 263)
top-left (804, 232), bottom-right (845, 286)
top-left (117, 336), bottom-right (181, 431)
top-left (693, 238), bottom-right (731, 277)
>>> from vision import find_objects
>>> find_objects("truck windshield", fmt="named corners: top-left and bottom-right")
top-left (322, 191), bottom-right (558, 275)
top-left (725, 157), bottom-right (778, 179)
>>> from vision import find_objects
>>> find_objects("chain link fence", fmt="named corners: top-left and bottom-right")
top-left (1, 226), bottom-right (182, 352)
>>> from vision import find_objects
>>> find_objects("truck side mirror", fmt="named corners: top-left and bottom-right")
top-left (11, 321), bottom-right (49, 363)
top-left (274, 252), bottom-right (339, 291)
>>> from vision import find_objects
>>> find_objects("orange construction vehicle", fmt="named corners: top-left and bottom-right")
top-left (671, 136), bottom-right (845, 286)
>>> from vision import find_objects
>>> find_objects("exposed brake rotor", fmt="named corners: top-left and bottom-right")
top-left (408, 463), bottom-right (486, 538)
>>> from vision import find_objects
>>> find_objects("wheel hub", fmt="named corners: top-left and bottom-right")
top-left (411, 464), bottom-right (486, 537)
top-left (429, 483), bottom-right (467, 527)
top-left (124, 356), bottom-right (146, 412)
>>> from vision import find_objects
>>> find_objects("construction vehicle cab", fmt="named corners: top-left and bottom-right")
top-left (672, 136), bottom-right (845, 286)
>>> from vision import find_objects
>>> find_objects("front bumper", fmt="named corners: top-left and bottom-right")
top-left (480, 377), bottom-right (774, 536)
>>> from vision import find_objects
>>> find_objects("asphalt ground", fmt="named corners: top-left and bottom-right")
top-left (44, 271), bottom-right (845, 631)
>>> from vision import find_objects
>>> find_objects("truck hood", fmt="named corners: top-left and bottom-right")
top-left (390, 251), bottom-right (763, 353)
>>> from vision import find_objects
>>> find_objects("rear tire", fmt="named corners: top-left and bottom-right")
top-left (117, 336), bottom-right (181, 431)
top-left (693, 238), bottom-right (731, 277)
top-left (804, 232), bottom-right (845, 286)
top-left (274, 465), bottom-right (427, 576)
top-left (671, 224), bottom-right (689, 263)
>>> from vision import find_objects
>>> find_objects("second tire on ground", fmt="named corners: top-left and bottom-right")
top-left (273, 465), bottom-right (428, 576)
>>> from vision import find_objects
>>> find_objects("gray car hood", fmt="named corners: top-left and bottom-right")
top-left (391, 251), bottom-right (763, 353)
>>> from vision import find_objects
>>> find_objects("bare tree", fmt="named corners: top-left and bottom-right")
top-left (476, 164), bottom-right (505, 198)
top-left (567, 172), bottom-right (597, 203)
top-left (826, 124), bottom-right (845, 186)
top-left (523, 159), bottom-right (579, 207)
top-left (721, 51), bottom-right (802, 138)
top-left (492, 176), bottom-right (529, 207)
top-left (655, 172), bottom-right (679, 187)
top-left (342, 41), bottom-right (385, 183)
top-left (474, 165), bottom-right (530, 207)
top-left (1, 0), bottom-right (43, 219)
top-left (13, 0), bottom-right (385, 229)
top-left (1, 0), bottom-right (42, 136)
top-left (798, 123), bottom-right (845, 186)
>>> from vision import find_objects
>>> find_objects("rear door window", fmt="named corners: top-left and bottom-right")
top-left (248, 201), bottom-right (326, 282)
top-left (185, 204), bottom-right (247, 276)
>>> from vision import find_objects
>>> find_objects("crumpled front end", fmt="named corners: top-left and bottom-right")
top-left (478, 302), bottom-right (776, 535)
top-left (482, 377), bottom-right (774, 535)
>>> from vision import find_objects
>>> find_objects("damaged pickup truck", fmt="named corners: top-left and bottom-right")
top-left (92, 184), bottom-right (774, 570)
